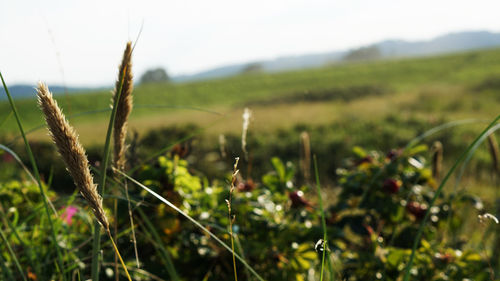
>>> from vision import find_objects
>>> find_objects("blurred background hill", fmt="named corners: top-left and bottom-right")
top-left (3, 30), bottom-right (500, 99)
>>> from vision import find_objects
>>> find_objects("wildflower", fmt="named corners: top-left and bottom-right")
top-left (61, 206), bottom-right (78, 225)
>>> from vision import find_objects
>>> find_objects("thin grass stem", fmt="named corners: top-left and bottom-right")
top-left (90, 64), bottom-right (128, 281)
top-left (106, 229), bottom-right (132, 281)
top-left (117, 170), bottom-right (266, 281)
top-left (136, 207), bottom-right (180, 281)
top-left (123, 180), bottom-right (140, 268)
top-left (0, 222), bottom-right (27, 281)
top-left (313, 155), bottom-right (329, 281)
top-left (0, 72), bottom-right (66, 280)
top-left (0, 203), bottom-right (39, 277)
top-left (403, 114), bottom-right (500, 281)
top-left (227, 157), bottom-right (240, 281)
top-left (0, 249), bottom-right (15, 281)
top-left (404, 119), bottom-right (483, 150)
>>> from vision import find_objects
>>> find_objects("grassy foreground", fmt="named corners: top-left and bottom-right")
top-left (0, 46), bottom-right (500, 280)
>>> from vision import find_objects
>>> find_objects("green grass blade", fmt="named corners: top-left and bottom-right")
top-left (136, 207), bottom-right (180, 281)
top-left (128, 115), bottom-right (227, 174)
top-left (0, 249), bottom-right (16, 281)
top-left (313, 155), bottom-right (331, 281)
top-left (234, 235), bottom-right (251, 281)
top-left (0, 110), bottom-right (13, 129)
top-left (403, 114), bottom-right (500, 281)
top-left (0, 71), bottom-right (66, 280)
top-left (404, 118), bottom-right (482, 150)
top-left (90, 63), bottom-right (128, 281)
top-left (0, 221), bottom-right (27, 281)
top-left (0, 144), bottom-right (38, 184)
top-left (454, 123), bottom-right (500, 188)
top-left (117, 170), bottom-right (266, 281)
top-left (0, 202), bottom-right (39, 277)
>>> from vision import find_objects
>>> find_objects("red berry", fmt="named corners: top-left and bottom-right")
top-left (237, 179), bottom-right (256, 192)
top-left (289, 191), bottom-right (312, 208)
top-left (406, 201), bottom-right (427, 219)
top-left (355, 156), bottom-right (373, 166)
top-left (386, 149), bottom-right (402, 161)
top-left (383, 178), bottom-right (401, 194)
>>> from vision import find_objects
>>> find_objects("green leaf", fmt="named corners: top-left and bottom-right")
top-left (271, 157), bottom-right (286, 181)
top-left (352, 146), bottom-right (367, 158)
top-left (387, 249), bottom-right (407, 268)
top-left (406, 144), bottom-right (428, 156)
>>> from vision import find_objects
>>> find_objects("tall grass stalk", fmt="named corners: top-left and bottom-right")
top-left (300, 132), bottom-right (311, 182)
top-left (227, 157), bottom-right (240, 281)
top-left (36, 82), bottom-right (131, 280)
top-left (313, 155), bottom-right (332, 281)
top-left (403, 114), bottom-right (500, 281)
top-left (234, 234), bottom-right (251, 280)
top-left (117, 169), bottom-right (266, 281)
top-left (0, 72), bottom-right (66, 279)
top-left (137, 207), bottom-right (180, 281)
top-left (91, 59), bottom-right (129, 281)
top-left (111, 41), bottom-right (140, 270)
top-left (431, 141), bottom-right (443, 181)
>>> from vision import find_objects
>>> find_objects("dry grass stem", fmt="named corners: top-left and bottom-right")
top-left (241, 108), bottom-right (251, 160)
top-left (227, 157), bottom-right (240, 281)
top-left (219, 134), bottom-right (227, 159)
top-left (112, 42), bottom-right (140, 269)
top-left (487, 133), bottom-right (499, 175)
top-left (300, 131), bottom-right (311, 182)
top-left (432, 141), bottom-right (443, 181)
top-left (113, 41), bottom-right (134, 171)
top-left (37, 82), bottom-right (109, 229)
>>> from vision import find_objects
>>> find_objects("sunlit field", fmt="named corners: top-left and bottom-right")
top-left (1, 45), bottom-right (500, 280)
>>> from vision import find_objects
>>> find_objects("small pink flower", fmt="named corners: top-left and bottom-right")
top-left (61, 206), bottom-right (78, 225)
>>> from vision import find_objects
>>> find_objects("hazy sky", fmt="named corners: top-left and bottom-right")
top-left (1, 0), bottom-right (500, 86)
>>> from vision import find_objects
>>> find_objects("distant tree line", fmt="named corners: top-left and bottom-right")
top-left (343, 45), bottom-right (382, 62)
top-left (241, 62), bottom-right (263, 74)
top-left (140, 67), bottom-right (169, 84)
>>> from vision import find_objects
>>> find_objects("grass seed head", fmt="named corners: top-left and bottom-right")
top-left (432, 141), bottom-right (443, 181)
top-left (113, 41), bottom-right (134, 171)
top-left (241, 108), bottom-right (251, 160)
top-left (37, 82), bottom-right (109, 229)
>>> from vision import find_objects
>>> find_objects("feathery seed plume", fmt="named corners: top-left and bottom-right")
top-left (113, 41), bottom-right (134, 171)
top-left (37, 82), bottom-right (109, 229)
top-left (431, 141), bottom-right (443, 181)
top-left (241, 108), bottom-right (251, 160)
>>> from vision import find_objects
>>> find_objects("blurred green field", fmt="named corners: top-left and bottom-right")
top-left (2, 45), bottom-right (500, 281)
top-left (1, 48), bottom-right (500, 145)
top-left (1, 48), bottom-right (500, 197)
